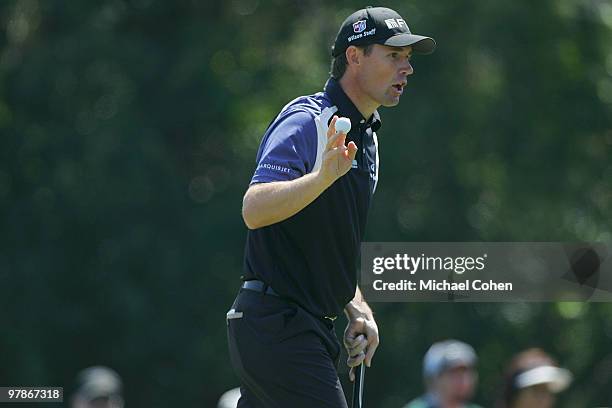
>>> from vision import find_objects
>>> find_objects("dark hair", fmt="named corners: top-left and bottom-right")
top-left (330, 44), bottom-right (374, 79)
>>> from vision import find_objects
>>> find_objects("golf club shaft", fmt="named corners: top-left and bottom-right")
top-left (352, 363), bottom-right (365, 408)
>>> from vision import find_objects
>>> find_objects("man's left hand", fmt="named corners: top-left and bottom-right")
top-left (343, 316), bottom-right (379, 381)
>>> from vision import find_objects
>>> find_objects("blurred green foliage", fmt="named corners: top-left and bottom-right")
top-left (1, 0), bottom-right (611, 407)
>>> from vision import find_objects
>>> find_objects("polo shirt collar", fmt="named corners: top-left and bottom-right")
top-left (324, 77), bottom-right (382, 132)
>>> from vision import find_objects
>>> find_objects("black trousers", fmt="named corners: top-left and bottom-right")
top-left (227, 289), bottom-right (348, 408)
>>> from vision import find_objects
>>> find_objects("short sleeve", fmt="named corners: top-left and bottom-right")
top-left (250, 110), bottom-right (317, 185)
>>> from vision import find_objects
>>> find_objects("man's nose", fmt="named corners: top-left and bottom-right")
top-left (400, 61), bottom-right (414, 76)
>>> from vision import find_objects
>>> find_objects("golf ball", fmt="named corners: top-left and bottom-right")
top-left (335, 117), bottom-right (351, 134)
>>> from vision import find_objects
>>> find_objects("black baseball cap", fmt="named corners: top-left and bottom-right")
top-left (332, 6), bottom-right (436, 57)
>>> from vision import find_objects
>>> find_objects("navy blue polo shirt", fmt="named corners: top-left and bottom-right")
top-left (242, 77), bottom-right (382, 318)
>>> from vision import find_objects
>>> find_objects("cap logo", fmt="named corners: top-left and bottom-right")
top-left (385, 18), bottom-right (409, 31)
top-left (347, 27), bottom-right (376, 43)
top-left (353, 20), bottom-right (367, 33)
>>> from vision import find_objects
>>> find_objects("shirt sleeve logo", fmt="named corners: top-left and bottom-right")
top-left (258, 163), bottom-right (292, 174)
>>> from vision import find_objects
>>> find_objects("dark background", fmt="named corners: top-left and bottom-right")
top-left (1, 0), bottom-right (611, 407)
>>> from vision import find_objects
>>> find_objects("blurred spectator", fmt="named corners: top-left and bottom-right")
top-left (403, 340), bottom-right (482, 408)
top-left (496, 348), bottom-right (572, 408)
top-left (217, 387), bottom-right (241, 408)
top-left (71, 366), bottom-right (124, 408)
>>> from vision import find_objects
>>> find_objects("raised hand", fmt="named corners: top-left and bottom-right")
top-left (317, 115), bottom-right (358, 186)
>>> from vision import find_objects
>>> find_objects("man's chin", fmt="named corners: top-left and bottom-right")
top-left (381, 98), bottom-right (401, 107)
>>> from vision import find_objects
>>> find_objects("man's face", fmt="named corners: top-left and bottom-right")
top-left (512, 384), bottom-right (555, 408)
top-left (354, 44), bottom-right (414, 107)
top-left (434, 365), bottom-right (477, 402)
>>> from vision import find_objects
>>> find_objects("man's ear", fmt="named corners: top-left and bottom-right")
top-left (345, 46), bottom-right (360, 67)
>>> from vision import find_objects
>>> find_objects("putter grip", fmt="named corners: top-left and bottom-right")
top-left (352, 363), bottom-right (365, 408)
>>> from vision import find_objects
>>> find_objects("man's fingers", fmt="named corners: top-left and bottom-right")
top-left (326, 132), bottom-right (342, 150)
top-left (346, 141), bottom-right (358, 160)
top-left (348, 336), bottom-right (368, 357)
top-left (364, 333), bottom-right (380, 368)
top-left (346, 334), bottom-right (365, 348)
top-left (327, 115), bottom-right (338, 138)
top-left (349, 344), bottom-right (367, 359)
top-left (326, 147), bottom-right (349, 165)
top-left (335, 132), bottom-right (347, 149)
top-left (344, 319), bottom-right (367, 349)
top-left (345, 318), bottom-right (366, 338)
top-left (327, 116), bottom-right (353, 150)
top-left (326, 129), bottom-right (347, 151)
top-left (344, 317), bottom-right (378, 379)
top-left (344, 330), bottom-right (366, 349)
top-left (347, 352), bottom-right (366, 368)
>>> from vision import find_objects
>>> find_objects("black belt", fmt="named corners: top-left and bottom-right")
top-left (240, 280), bottom-right (337, 322)
top-left (241, 280), bottom-right (279, 296)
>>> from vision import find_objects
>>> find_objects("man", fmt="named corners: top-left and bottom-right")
top-left (71, 366), bottom-right (124, 408)
top-left (496, 348), bottom-right (572, 408)
top-left (227, 6), bottom-right (436, 407)
top-left (404, 340), bottom-right (482, 408)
